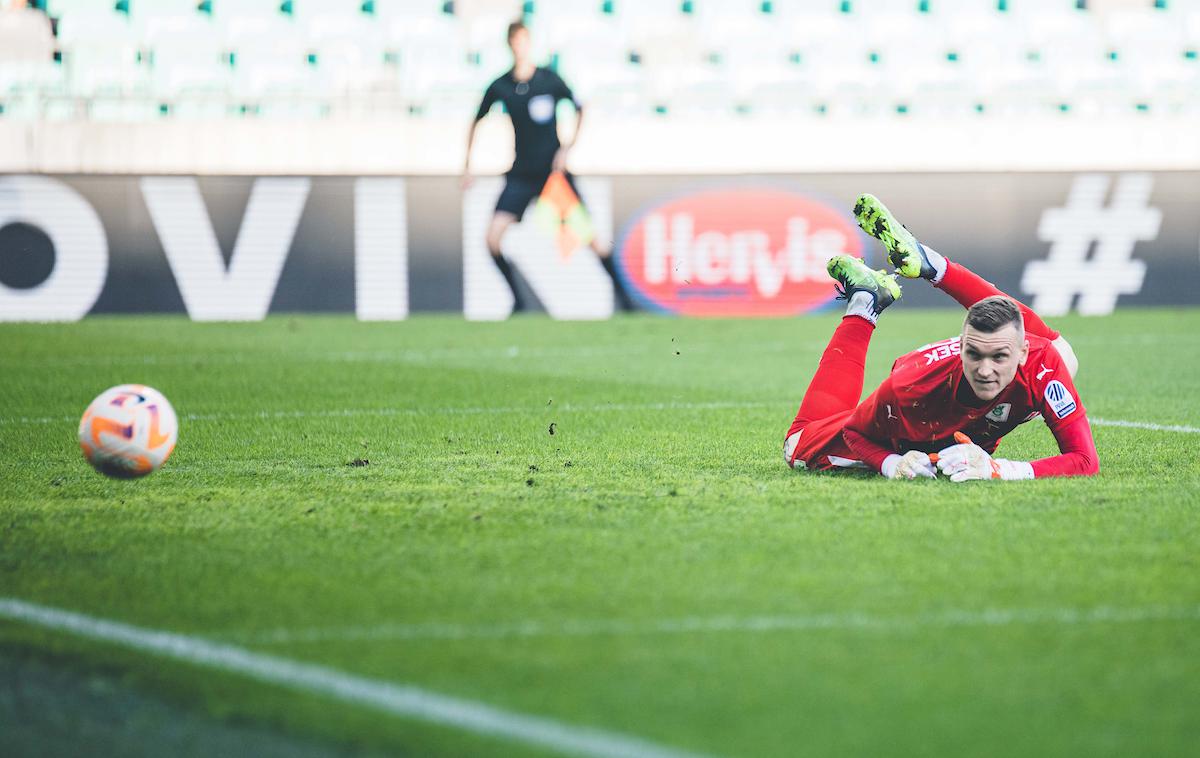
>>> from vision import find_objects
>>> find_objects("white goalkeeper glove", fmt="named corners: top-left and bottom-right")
top-left (934, 443), bottom-right (1033, 482)
top-left (881, 450), bottom-right (937, 480)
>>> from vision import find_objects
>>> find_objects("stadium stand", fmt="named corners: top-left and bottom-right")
top-left (0, 0), bottom-right (1196, 177)
top-left (0, 0), bottom-right (1196, 121)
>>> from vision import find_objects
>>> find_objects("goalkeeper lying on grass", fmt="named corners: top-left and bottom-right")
top-left (784, 194), bottom-right (1098, 481)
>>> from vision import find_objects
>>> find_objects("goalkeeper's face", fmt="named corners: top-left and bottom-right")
top-left (960, 323), bottom-right (1028, 401)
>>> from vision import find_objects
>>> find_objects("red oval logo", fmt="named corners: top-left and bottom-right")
top-left (616, 187), bottom-right (866, 317)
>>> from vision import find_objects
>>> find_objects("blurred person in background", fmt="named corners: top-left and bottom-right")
top-left (463, 20), bottom-right (633, 313)
top-left (1, 0), bottom-right (49, 24)
top-left (0, 0), bottom-right (54, 71)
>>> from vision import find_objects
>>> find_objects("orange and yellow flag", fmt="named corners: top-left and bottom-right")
top-left (530, 172), bottom-right (594, 261)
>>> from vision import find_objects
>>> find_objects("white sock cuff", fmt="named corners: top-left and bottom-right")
top-left (844, 291), bottom-right (879, 325)
top-left (921, 244), bottom-right (948, 285)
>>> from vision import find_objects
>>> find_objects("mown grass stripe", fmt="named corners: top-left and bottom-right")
top-left (228, 605), bottom-right (1200, 645)
top-left (0, 597), bottom-right (714, 758)
top-left (2, 405), bottom-right (1198, 434)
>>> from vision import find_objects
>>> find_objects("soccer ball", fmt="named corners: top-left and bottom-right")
top-left (78, 384), bottom-right (178, 478)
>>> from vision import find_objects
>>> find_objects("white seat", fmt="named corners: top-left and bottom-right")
top-left (1106, 8), bottom-right (1187, 67)
top-left (0, 89), bottom-right (46, 120)
top-left (212, 0), bottom-right (293, 18)
top-left (372, 0), bottom-right (452, 20)
top-left (623, 0), bottom-right (694, 42)
top-left (861, 12), bottom-right (973, 114)
top-left (851, 0), bottom-right (926, 13)
top-left (307, 11), bottom-right (393, 94)
top-left (553, 28), bottom-right (641, 113)
top-left (790, 14), bottom-right (882, 110)
top-left (68, 40), bottom-right (149, 97)
top-left (384, 10), bottom-right (461, 47)
top-left (385, 15), bottom-right (475, 113)
top-left (128, 0), bottom-right (211, 38)
top-left (146, 15), bottom-right (229, 100)
top-left (524, 0), bottom-right (607, 29)
top-left (535, 11), bottom-right (623, 68)
top-left (1107, 7), bottom-right (1192, 98)
top-left (698, 13), bottom-right (791, 108)
top-left (46, 0), bottom-right (118, 19)
top-left (771, 0), bottom-right (845, 15)
top-left (997, 0), bottom-right (1085, 18)
top-left (665, 62), bottom-right (740, 116)
top-left (464, 10), bottom-right (518, 76)
top-left (226, 15), bottom-right (312, 99)
top-left (129, 0), bottom-right (207, 18)
top-left (58, 8), bottom-right (144, 97)
top-left (85, 98), bottom-right (164, 121)
top-left (294, 0), bottom-right (367, 18)
top-left (1027, 11), bottom-right (1127, 114)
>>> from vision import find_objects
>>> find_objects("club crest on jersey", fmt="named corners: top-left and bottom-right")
top-left (528, 94), bottom-right (555, 123)
top-left (986, 403), bottom-right (1012, 423)
top-left (1044, 380), bottom-right (1077, 419)
top-left (920, 338), bottom-right (960, 365)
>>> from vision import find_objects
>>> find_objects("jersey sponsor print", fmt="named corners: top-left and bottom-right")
top-left (615, 187), bottom-right (868, 317)
top-left (919, 337), bottom-right (961, 365)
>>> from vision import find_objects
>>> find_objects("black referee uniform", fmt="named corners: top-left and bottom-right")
top-left (475, 67), bottom-right (584, 219)
top-left (474, 67), bottom-right (632, 311)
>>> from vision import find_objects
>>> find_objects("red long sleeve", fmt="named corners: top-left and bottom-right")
top-left (842, 426), bottom-right (896, 473)
top-left (1030, 416), bottom-right (1099, 478)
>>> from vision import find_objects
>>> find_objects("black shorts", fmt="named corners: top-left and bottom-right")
top-left (495, 171), bottom-right (583, 222)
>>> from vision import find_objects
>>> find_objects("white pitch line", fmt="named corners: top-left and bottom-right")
top-left (1090, 418), bottom-right (1200, 434)
top-left (3, 404), bottom-right (1198, 434)
top-left (0, 400), bottom-right (778, 426)
top-left (0, 341), bottom-right (806, 370)
top-left (230, 605), bottom-right (1200, 646)
top-left (0, 597), bottom-right (712, 758)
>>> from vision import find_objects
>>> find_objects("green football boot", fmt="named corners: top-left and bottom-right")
top-left (826, 254), bottom-right (902, 320)
top-left (852, 193), bottom-right (937, 279)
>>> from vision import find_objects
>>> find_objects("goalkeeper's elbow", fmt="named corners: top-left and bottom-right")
top-left (1073, 447), bottom-right (1100, 477)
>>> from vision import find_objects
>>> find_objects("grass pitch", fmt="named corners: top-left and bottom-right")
top-left (2, 309), bottom-right (1199, 757)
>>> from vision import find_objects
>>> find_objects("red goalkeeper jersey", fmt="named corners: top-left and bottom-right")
top-left (791, 333), bottom-right (1097, 477)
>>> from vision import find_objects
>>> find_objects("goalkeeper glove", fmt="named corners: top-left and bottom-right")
top-left (881, 450), bottom-right (937, 480)
top-left (934, 443), bottom-right (1033, 482)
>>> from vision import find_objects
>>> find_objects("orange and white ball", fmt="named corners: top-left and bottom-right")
top-left (78, 384), bottom-right (178, 479)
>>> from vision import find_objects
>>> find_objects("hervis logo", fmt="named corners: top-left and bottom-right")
top-left (614, 187), bottom-right (866, 317)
